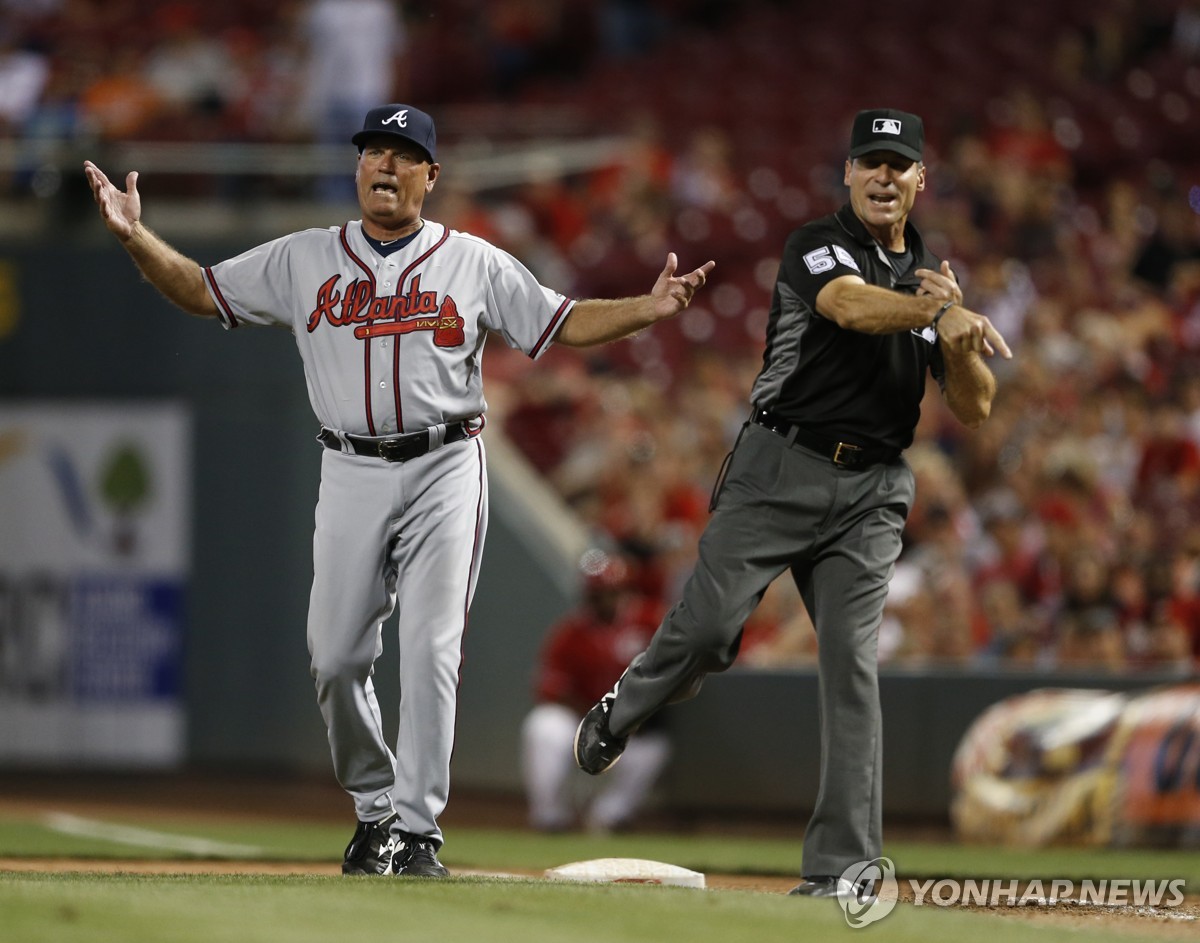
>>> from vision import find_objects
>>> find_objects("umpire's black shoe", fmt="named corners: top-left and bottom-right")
top-left (392, 834), bottom-right (450, 878)
top-left (342, 812), bottom-right (398, 875)
top-left (789, 875), bottom-right (876, 901)
top-left (574, 693), bottom-right (627, 775)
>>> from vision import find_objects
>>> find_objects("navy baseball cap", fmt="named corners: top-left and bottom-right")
top-left (848, 108), bottom-right (924, 162)
top-left (352, 104), bottom-right (437, 162)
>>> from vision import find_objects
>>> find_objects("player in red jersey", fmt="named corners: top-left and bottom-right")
top-left (521, 551), bottom-right (670, 832)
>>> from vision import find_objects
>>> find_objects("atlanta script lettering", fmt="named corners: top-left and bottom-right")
top-left (305, 274), bottom-right (465, 346)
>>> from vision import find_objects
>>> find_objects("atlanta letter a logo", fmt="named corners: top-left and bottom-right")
top-left (382, 110), bottom-right (408, 128)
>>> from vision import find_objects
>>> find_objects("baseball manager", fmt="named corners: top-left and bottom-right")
top-left (84, 103), bottom-right (713, 878)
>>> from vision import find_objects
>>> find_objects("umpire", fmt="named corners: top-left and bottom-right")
top-left (575, 108), bottom-right (1011, 898)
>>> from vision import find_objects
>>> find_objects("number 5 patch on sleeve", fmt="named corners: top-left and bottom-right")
top-left (803, 245), bottom-right (861, 275)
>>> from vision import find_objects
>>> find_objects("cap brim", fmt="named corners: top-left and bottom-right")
top-left (849, 141), bottom-right (922, 162)
top-left (351, 129), bottom-right (434, 162)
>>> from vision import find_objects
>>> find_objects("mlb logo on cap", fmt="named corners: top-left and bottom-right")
top-left (849, 108), bottom-right (924, 163)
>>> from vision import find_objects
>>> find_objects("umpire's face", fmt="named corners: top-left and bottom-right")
top-left (844, 150), bottom-right (926, 245)
top-left (356, 137), bottom-right (440, 237)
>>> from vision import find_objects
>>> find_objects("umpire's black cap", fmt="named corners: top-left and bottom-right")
top-left (848, 108), bottom-right (924, 163)
top-left (352, 104), bottom-right (437, 162)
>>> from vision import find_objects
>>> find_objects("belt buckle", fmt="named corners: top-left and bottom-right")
top-left (378, 436), bottom-right (409, 463)
top-left (832, 441), bottom-right (862, 467)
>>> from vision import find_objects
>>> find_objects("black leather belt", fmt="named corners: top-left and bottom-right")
top-left (751, 409), bottom-right (900, 469)
top-left (318, 422), bottom-right (471, 463)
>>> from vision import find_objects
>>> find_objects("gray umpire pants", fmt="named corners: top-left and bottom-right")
top-left (607, 421), bottom-right (914, 878)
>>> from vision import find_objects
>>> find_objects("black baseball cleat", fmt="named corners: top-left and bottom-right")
top-left (342, 812), bottom-right (398, 875)
top-left (391, 834), bottom-right (450, 878)
top-left (789, 875), bottom-right (876, 901)
top-left (574, 692), bottom-right (628, 775)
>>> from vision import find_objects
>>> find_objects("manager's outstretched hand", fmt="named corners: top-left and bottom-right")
top-left (83, 161), bottom-right (141, 241)
top-left (554, 253), bottom-right (717, 348)
top-left (81, 161), bottom-right (217, 318)
top-left (651, 252), bottom-right (716, 320)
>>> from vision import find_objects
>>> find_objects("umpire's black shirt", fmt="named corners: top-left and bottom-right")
top-left (750, 202), bottom-right (946, 451)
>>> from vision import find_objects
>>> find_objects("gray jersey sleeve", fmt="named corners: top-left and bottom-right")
top-left (203, 231), bottom-right (326, 331)
top-left (473, 237), bottom-right (574, 359)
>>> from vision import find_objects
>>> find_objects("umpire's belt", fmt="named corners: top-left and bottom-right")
top-left (751, 409), bottom-right (900, 469)
top-left (318, 422), bottom-right (472, 463)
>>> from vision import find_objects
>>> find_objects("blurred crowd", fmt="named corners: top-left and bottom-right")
top-left (486, 87), bottom-right (1200, 675)
top-left (0, 0), bottom-right (728, 149)
top-left (3, 0), bottom-right (1200, 675)
top-left (479, 3), bottom-right (1200, 678)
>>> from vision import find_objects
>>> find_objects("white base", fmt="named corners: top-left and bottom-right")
top-left (545, 857), bottom-right (706, 889)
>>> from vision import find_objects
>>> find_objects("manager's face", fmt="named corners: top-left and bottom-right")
top-left (356, 137), bottom-right (439, 235)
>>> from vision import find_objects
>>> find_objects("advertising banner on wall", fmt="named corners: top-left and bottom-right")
top-left (950, 683), bottom-right (1200, 848)
top-left (0, 402), bottom-right (190, 766)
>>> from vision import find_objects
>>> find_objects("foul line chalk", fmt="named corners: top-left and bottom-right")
top-left (44, 812), bottom-right (263, 857)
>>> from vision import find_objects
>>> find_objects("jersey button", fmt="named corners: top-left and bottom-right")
top-left (379, 381), bottom-right (387, 388)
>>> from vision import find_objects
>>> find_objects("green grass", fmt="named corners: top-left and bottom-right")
top-left (1, 872), bottom-right (1187, 943)
top-left (2, 810), bottom-right (1196, 886)
top-left (1, 874), bottom-right (815, 943)
top-left (0, 809), bottom-right (1196, 943)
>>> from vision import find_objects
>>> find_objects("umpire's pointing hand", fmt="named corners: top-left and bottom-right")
top-left (938, 304), bottom-right (1013, 360)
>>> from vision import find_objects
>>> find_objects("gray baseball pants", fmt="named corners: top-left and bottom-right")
top-left (607, 421), bottom-right (914, 877)
top-left (307, 437), bottom-right (487, 846)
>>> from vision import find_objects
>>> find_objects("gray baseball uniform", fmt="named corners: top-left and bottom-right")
top-left (85, 98), bottom-right (713, 875)
top-left (204, 219), bottom-right (574, 844)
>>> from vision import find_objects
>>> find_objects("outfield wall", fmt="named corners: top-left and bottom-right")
top-left (650, 667), bottom-right (1184, 818)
